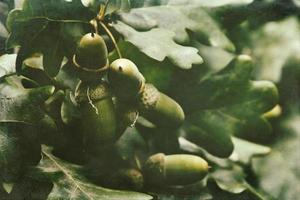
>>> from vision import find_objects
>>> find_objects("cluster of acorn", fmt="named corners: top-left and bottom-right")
top-left (71, 32), bottom-right (209, 189)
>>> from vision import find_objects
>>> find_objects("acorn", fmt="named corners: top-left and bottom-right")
top-left (108, 58), bottom-right (145, 99)
top-left (74, 80), bottom-right (117, 152)
top-left (73, 33), bottom-right (109, 81)
top-left (138, 84), bottom-right (185, 129)
top-left (143, 153), bottom-right (209, 186)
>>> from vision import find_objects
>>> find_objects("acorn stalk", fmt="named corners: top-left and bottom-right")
top-left (139, 84), bottom-right (185, 129)
top-left (143, 153), bottom-right (209, 186)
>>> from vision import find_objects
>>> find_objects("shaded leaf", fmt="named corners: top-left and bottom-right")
top-left (0, 84), bottom-right (54, 124)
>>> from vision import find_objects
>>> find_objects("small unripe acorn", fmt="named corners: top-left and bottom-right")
top-left (73, 33), bottom-right (109, 81)
top-left (108, 168), bottom-right (144, 191)
top-left (108, 58), bottom-right (145, 99)
top-left (139, 84), bottom-right (185, 129)
top-left (74, 81), bottom-right (117, 150)
top-left (144, 153), bottom-right (209, 186)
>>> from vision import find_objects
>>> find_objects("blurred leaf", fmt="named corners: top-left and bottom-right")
top-left (113, 21), bottom-right (203, 69)
top-left (250, 17), bottom-right (300, 82)
top-left (192, 42), bottom-right (234, 73)
top-left (167, 0), bottom-right (254, 6)
top-left (230, 137), bottom-right (271, 165)
top-left (252, 113), bottom-right (300, 200)
top-left (179, 55), bottom-right (278, 157)
top-left (35, 145), bottom-right (153, 200)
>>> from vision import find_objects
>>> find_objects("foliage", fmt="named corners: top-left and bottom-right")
top-left (0, 0), bottom-right (299, 199)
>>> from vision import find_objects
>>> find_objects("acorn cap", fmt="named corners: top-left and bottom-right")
top-left (108, 58), bottom-right (145, 99)
top-left (143, 153), bottom-right (166, 185)
top-left (112, 168), bottom-right (144, 190)
top-left (139, 84), bottom-right (185, 128)
top-left (75, 33), bottom-right (108, 69)
top-left (74, 81), bottom-right (111, 104)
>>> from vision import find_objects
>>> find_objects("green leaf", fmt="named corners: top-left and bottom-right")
top-left (208, 167), bottom-right (265, 200)
top-left (252, 113), bottom-right (300, 200)
top-left (113, 21), bottom-right (203, 69)
top-left (250, 17), bottom-right (300, 82)
top-left (36, 145), bottom-right (153, 200)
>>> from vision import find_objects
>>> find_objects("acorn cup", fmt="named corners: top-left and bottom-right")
top-left (138, 84), bottom-right (185, 129)
top-left (73, 33), bottom-right (109, 82)
top-left (74, 80), bottom-right (118, 153)
top-left (143, 153), bottom-right (209, 186)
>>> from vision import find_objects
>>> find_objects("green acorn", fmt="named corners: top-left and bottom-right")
top-left (108, 58), bottom-right (145, 99)
top-left (143, 153), bottom-right (209, 186)
top-left (138, 84), bottom-right (185, 129)
top-left (73, 33), bottom-right (109, 81)
top-left (74, 80), bottom-right (117, 152)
